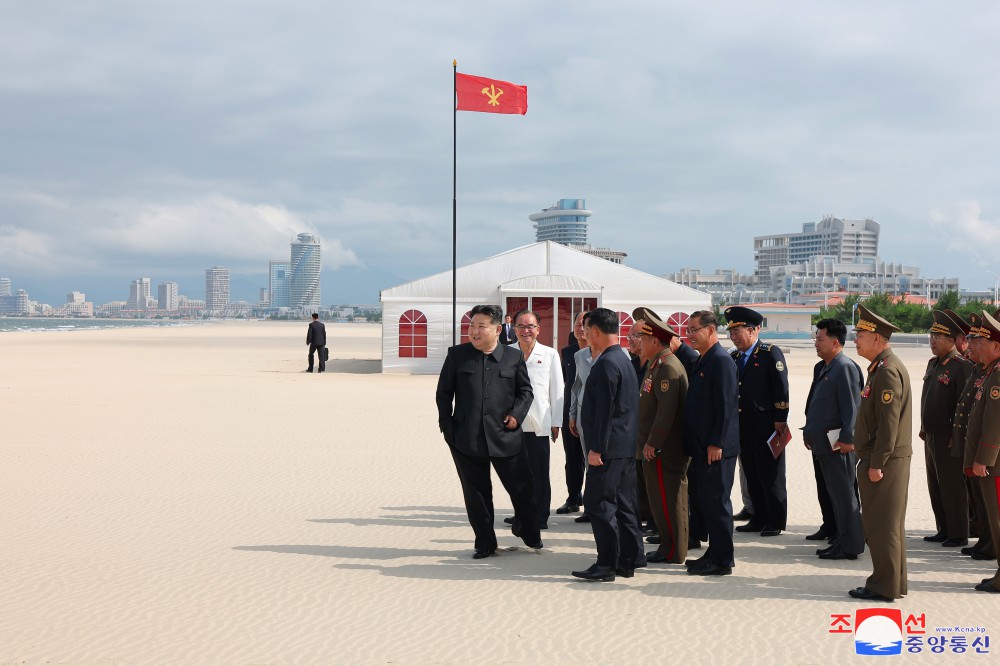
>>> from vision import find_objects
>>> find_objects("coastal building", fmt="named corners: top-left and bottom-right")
top-left (0, 284), bottom-right (29, 315)
top-left (127, 278), bottom-right (152, 311)
top-left (205, 267), bottom-right (230, 313)
top-left (380, 241), bottom-right (709, 374)
top-left (56, 292), bottom-right (93, 317)
top-left (290, 233), bottom-right (321, 310)
top-left (529, 199), bottom-right (627, 265)
top-left (754, 216), bottom-right (880, 280)
top-left (268, 260), bottom-right (291, 308)
top-left (0, 277), bottom-right (10, 296)
top-left (157, 282), bottom-right (179, 312)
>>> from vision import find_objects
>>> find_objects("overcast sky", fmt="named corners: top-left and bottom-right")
top-left (3, 1), bottom-right (1000, 305)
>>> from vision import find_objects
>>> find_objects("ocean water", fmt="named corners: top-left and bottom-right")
top-left (0, 317), bottom-right (200, 333)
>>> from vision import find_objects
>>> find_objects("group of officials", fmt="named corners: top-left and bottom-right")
top-left (435, 301), bottom-right (1000, 600)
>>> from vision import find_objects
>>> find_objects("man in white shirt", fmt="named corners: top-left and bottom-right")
top-left (511, 309), bottom-right (564, 529)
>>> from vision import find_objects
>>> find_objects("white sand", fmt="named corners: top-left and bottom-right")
top-left (0, 321), bottom-right (995, 664)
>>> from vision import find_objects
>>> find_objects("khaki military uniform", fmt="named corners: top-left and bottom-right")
top-left (963, 357), bottom-right (1000, 590)
top-left (954, 363), bottom-right (993, 554)
top-left (921, 349), bottom-right (974, 539)
top-left (636, 348), bottom-right (690, 563)
top-left (855, 348), bottom-right (912, 600)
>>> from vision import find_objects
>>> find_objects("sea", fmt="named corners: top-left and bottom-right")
top-left (0, 317), bottom-right (202, 333)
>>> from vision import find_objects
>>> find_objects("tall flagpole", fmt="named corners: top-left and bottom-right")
top-left (452, 59), bottom-right (458, 347)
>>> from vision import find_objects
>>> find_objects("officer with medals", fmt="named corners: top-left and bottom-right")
top-left (633, 308), bottom-right (691, 564)
top-left (951, 311), bottom-right (996, 561)
top-left (849, 304), bottom-right (912, 602)
top-left (962, 311), bottom-right (1000, 593)
top-left (920, 310), bottom-right (974, 547)
top-left (724, 306), bottom-right (790, 537)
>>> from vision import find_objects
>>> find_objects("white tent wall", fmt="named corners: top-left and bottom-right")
top-left (380, 242), bottom-right (712, 375)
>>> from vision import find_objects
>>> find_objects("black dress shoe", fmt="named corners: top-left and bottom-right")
top-left (687, 560), bottom-right (732, 576)
top-left (819, 549), bottom-right (858, 560)
top-left (924, 532), bottom-right (947, 542)
top-left (503, 516), bottom-right (514, 524)
top-left (646, 535), bottom-right (661, 544)
top-left (961, 546), bottom-right (977, 555)
top-left (816, 545), bottom-right (835, 556)
top-left (572, 564), bottom-right (616, 581)
top-left (942, 538), bottom-right (969, 547)
top-left (574, 514), bottom-right (591, 523)
top-left (614, 567), bottom-right (635, 578)
top-left (733, 508), bottom-right (754, 521)
top-left (806, 528), bottom-right (833, 541)
top-left (974, 582), bottom-right (1000, 593)
top-left (970, 551), bottom-right (996, 561)
top-left (646, 551), bottom-right (669, 564)
top-left (849, 587), bottom-right (893, 602)
top-left (472, 548), bottom-right (496, 559)
top-left (735, 523), bottom-right (764, 533)
top-left (526, 540), bottom-right (543, 550)
top-left (760, 529), bottom-right (782, 537)
top-left (688, 538), bottom-right (702, 550)
top-left (555, 503), bottom-right (580, 514)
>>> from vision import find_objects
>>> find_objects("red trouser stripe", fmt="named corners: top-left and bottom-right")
top-left (655, 457), bottom-right (676, 561)
top-left (994, 476), bottom-right (1000, 516)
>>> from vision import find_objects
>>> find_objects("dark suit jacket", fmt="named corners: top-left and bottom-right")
top-left (435, 342), bottom-right (533, 458)
top-left (803, 352), bottom-right (863, 456)
top-left (560, 340), bottom-right (579, 424)
top-left (683, 341), bottom-right (740, 458)
top-left (306, 320), bottom-right (326, 347)
top-left (581, 344), bottom-right (638, 460)
top-left (731, 340), bottom-right (790, 442)
top-left (499, 323), bottom-right (517, 345)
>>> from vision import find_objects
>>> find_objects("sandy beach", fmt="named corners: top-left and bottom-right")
top-left (0, 321), bottom-right (995, 664)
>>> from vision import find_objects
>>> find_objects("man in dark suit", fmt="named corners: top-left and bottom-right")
top-left (804, 318), bottom-right (865, 561)
top-left (500, 314), bottom-right (517, 345)
top-left (557, 315), bottom-right (585, 515)
top-left (306, 313), bottom-right (327, 373)
top-left (435, 304), bottom-right (541, 559)
top-left (679, 310), bottom-right (740, 576)
top-left (571, 308), bottom-right (646, 582)
top-left (725, 306), bottom-right (790, 537)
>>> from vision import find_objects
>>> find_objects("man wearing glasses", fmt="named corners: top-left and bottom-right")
top-left (435, 304), bottom-right (542, 559)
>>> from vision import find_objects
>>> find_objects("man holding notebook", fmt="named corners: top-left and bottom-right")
top-left (803, 318), bottom-right (865, 561)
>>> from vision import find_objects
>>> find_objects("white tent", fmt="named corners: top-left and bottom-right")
top-left (380, 241), bottom-right (711, 374)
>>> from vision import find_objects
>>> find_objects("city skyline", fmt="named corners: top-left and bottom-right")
top-left (2, 3), bottom-right (999, 306)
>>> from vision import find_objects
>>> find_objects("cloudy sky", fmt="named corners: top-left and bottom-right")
top-left (3, 1), bottom-right (1000, 305)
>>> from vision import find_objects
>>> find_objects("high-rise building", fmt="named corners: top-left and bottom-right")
top-left (127, 278), bottom-right (151, 310)
top-left (0, 277), bottom-right (11, 296)
top-left (290, 233), bottom-right (321, 310)
top-left (157, 281), bottom-right (179, 311)
top-left (754, 216), bottom-right (880, 279)
top-left (530, 199), bottom-right (591, 245)
top-left (268, 260), bottom-right (291, 308)
top-left (205, 267), bottom-right (230, 312)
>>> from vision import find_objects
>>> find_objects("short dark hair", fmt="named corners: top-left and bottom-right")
top-left (816, 318), bottom-right (847, 346)
top-left (311, 313), bottom-right (319, 319)
top-left (690, 310), bottom-right (717, 329)
top-left (587, 307), bottom-right (619, 335)
top-left (470, 304), bottom-right (503, 325)
top-left (513, 309), bottom-right (540, 325)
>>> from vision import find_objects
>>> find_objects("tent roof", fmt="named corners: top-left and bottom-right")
top-left (381, 241), bottom-right (709, 305)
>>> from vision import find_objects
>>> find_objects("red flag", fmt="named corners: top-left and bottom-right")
top-left (455, 73), bottom-right (527, 115)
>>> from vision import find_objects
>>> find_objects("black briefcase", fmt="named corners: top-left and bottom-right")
top-left (320, 347), bottom-right (329, 362)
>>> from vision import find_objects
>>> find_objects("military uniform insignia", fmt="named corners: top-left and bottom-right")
top-left (881, 389), bottom-right (894, 404)
top-left (976, 389), bottom-right (983, 401)
top-left (938, 373), bottom-right (950, 386)
top-left (775, 361), bottom-right (784, 372)
top-left (774, 401), bottom-right (788, 409)
top-left (660, 380), bottom-right (669, 392)
top-left (992, 386), bottom-right (1000, 400)
top-left (642, 376), bottom-right (653, 393)
top-left (861, 385), bottom-right (872, 398)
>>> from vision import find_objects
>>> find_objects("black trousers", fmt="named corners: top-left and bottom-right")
top-left (691, 454), bottom-right (737, 567)
top-left (561, 427), bottom-right (585, 505)
top-left (815, 451), bottom-right (864, 555)
top-left (308, 344), bottom-right (325, 372)
top-left (812, 455), bottom-right (837, 533)
top-left (583, 457), bottom-right (645, 569)
top-left (449, 445), bottom-right (539, 552)
top-left (739, 436), bottom-right (787, 530)
top-left (521, 431), bottom-right (551, 526)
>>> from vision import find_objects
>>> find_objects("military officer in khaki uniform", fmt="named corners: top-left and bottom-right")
top-left (963, 311), bottom-right (1000, 593)
top-left (921, 310), bottom-right (974, 547)
top-left (849, 304), bottom-right (912, 602)
top-left (633, 309), bottom-right (690, 564)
